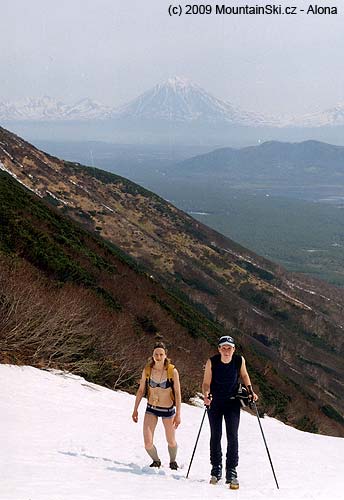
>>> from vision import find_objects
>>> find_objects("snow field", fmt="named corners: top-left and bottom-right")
top-left (1, 364), bottom-right (343, 500)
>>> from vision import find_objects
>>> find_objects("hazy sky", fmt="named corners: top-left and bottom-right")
top-left (1, 0), bottom-right (344, 116)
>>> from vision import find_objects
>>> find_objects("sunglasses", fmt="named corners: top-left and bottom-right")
top-left (218, 335), bottom-right (235, 347)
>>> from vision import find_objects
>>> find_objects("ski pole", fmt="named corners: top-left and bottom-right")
top-left (186, 406), bottom-right (208, 479)
top-left (252, 400), bottom-right (279, 489)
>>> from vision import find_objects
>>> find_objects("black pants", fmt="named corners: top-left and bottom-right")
top-left (207, 398), bottom-right (241, 471)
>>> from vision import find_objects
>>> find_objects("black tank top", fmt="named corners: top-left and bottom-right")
top-left (210, 353), bottom-right (242, 400)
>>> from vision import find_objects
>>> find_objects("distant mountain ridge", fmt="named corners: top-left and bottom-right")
top-left (291, 104), bottom-right (344, 127)
top-left (177, 139), bottom-right (344, 186)
top-left (0, 96), bottom-right (111, 121)
top-left (4, 77), bottom-right (344, 145)
top-left (0, 77), bottom-right (267, 125)
top-left (2, 76), bottom-right (344, 128)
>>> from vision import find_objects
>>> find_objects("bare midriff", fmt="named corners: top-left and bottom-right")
top-left (149, 371), bottom-right (173, 408)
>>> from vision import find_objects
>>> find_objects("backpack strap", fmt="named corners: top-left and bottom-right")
top-left (144, 365), bottom-right (151, 399)
top-left (167, 363), bottom-right (175, 381)
top-left (167, 363), bottom-right (175, 403)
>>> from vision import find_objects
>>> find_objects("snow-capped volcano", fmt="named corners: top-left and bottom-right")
top-left (0, 96), bottom-right (111, 121)
top-left (111, 76), bottom-right (269, 125)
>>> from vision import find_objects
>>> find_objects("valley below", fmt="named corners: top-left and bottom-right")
top-left (35, 139), bottom-right (344, 287)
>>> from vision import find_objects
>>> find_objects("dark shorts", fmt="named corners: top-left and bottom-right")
top-left (145, 404), bottom-right (176, 419)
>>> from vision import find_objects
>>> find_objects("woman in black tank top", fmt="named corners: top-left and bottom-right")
top-left (210, 353), bottom-right (242, 400)
top-left (202, 335), bottom-right (258, 489)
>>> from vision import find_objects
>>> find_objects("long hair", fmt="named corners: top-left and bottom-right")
top-left (147, 341), bottom-right (171, 368)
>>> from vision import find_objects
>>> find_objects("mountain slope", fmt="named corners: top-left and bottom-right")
top-left (0, 125), bottom-right (343, 436)
top-left (0, 169), bottom-right (227, 395)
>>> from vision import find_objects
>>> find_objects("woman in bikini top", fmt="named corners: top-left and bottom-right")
top-left (131, 341), bottom-right (181, 470)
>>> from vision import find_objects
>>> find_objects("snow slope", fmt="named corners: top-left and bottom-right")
top-left (1, 364), bottom-right (343, 500)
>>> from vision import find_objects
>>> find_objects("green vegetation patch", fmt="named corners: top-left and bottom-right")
top-left (321, 405), bottom-right (344, 425)
top-left (295, 416), bottom-right (319, 433)
top-left (151, 291), bottom-right (224, 341)
top-left (250, 367), bottom-right (291, 418)
top-left (174, 272), bottom-right (218, 296)
top-left (239, 283), bottom-right (272, 308)
top-left (135, 315), bottom-right (159, 335)
top-left (297, 356), bottom-right (337, 376)
top-left (236, 259), bottom-right (277, 283)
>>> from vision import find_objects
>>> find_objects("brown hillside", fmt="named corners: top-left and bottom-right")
top-left (0, 125), bottom-right (343, 436)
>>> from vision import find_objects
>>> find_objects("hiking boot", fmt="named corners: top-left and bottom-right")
top-left (169, 461), bottom-right (178, 470)
top-left (149, 460), bottom-right (161, 468)
top-left (226, 468), bottom-right (239, 489)
top-left (210, 464), bottom-right (222, 481)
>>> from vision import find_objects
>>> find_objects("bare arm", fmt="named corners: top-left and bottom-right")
top-left (202, 359), bottom-right (212, 406)
top-left (172, 368), bottom-right (182, 428)
top-left (132, 368), bottom-right (146, 422)
top-left (240, 357), bottom-right (258, 401)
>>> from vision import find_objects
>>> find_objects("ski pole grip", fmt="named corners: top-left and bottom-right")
top-left (204, 392), bottom-right (212, 408)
